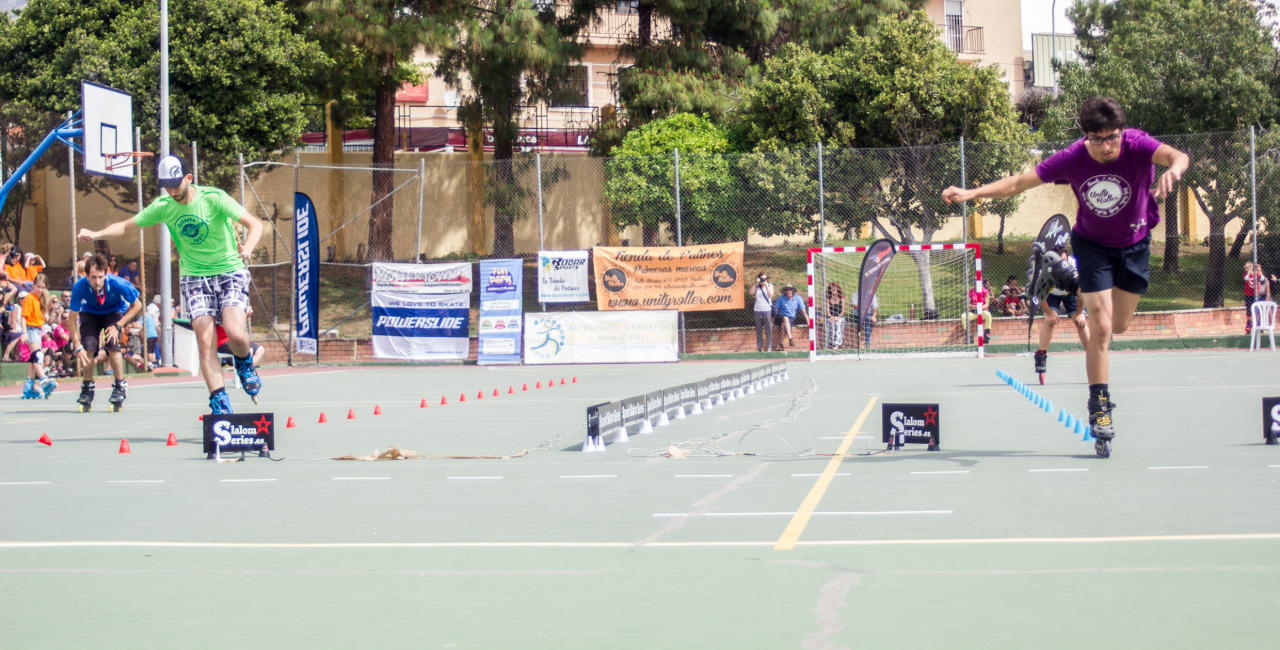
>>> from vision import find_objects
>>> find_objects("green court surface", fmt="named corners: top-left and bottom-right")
top-left (2, 352), bottom-right (1279, 648)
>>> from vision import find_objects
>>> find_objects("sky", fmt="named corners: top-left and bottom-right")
top-left (1021, 0), bottom-right (1077, 49)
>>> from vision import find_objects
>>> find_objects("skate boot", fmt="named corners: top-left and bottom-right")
top-left (208, 389), bottom-right (234, 415)
top-left (21, 378), bottom-right (41, 399)
top-left (76, 383), bottom-right (95, 413)
top-left (40, 377), bottom-right (56, 399)
top-left (233, 355), bottom-right (261, 404)
top-left (1034, 350), bottom-right (1047, 384)
top-left (1088, 392), bottom-right (1117, 458)
top-left (108, 381), bottom-right (126, 412)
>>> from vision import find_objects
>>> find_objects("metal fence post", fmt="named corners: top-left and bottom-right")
top-left (817, 141), bottom-right (825, 243)
top-left (1251, 125), bottom-right (1258, 270)
top-left (66, 111), bottom-right (77, 278)
top-left (960, 136), bottom-right (971, 344)
top-left (417, 157), bottom-right (426, 262)
top-left (673, 148), bottom-right (683, 355)
top-left (191, 141), bottom-right (198, 184)
top-left (536, 153), bottom-right (544, 251)
top-left (135, 127), bottom-right (148, 371)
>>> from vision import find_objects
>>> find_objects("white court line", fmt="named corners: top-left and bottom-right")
top-left (792, 473), bottom-right (851, 477)
top-left (1029, 468), bottom-right (1089, 473)
top-left (447, 476), bottom-right (503, 480)
top-left (559, 475), bottom-right (618, 479)
top-left (675, 474), bottom-right (733, 478)
top-left (1148, 466), bottom-right (1209, 471)
top-left (220, 479), bottom-right (277, 483)
top-left (0, 481), bottom-right (51, 486)
top-left (911, 470), bottom-right (970, 475)
top-left (333, 477), bottom-right (391, 481)
top-left (654, 510), bottom-right (952, 517)
top-left (1270, 465), bottom-right (1280, 468)
top-left (106, 480), bottom-right (165, 484)
top-left (820, 436), bottom-right (869, 440)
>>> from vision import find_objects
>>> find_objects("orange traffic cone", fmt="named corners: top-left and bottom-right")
top-left (493, 388), bottom-right (500, 397)
top-left (508, 386), bottom-right (514, 394)
top-left (118, 439), bottom-right (131, 454)
top-left (522, 383), bottom-right (529, 391)
top-left (548, 378), bottom-right (555, 387)
top-left (319, 412), bottom-right (328, 424)
top-left (374, 405), bottom-right (382, 415)
top-left (166, 432), bottom-right (177, 446)
top-left (536, 381), bottom-right (542, 389)
top-left (441, 396), bottom-right (448, 405)
top-left (477, 390), bottom-right (484, 400)
top-left (560, 378), bottom-right (566, 385)
top-left (286, 416), bottom-right (296, 428)
top-left (572, 377), bottom-right (577, 384)
top-left (459, 393), bottom-right (467, 402)
top-left (38, 433), bottom-right (52, 446)
top-left (347, 409), bottom-right (356, 420)
top-left (420, 398), bottom-right (428, 408)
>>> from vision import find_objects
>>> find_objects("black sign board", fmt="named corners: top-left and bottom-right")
top-left (621, 395), bottom-right (647, 433)
top-left (645, 391), bottom-right (664, 422)
top-left (662, 387), bottom-right (681, 417)
top-left (882, 403), bottom-right (940, 451)
top-left (1263, 397), bottom-right (1280, 445)
top-left (695, 380), bottom-right (710, 406)
top-left (679, 383), bottom-right (698, 413)
top-left (203, 413), bottom-right (275, 455)
top-left (587, 401), bottom-right (622, 442)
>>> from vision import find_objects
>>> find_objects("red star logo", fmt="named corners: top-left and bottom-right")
top-left (254, 415), bottom-right (272, 435)
top-left (923, 406), bottom-right (937, 425)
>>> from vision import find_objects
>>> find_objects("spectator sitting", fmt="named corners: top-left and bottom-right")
top-left (0, 270), bottom-right (17, 308)
top-left (1244, 261), bottom-right (1270, 333)
top-left (772, 283), bottom-right (806, 349)
top-left (1002, 287), bottom-right (1027, 317)
top-left (1001, 274), bottom-right (1023, 296)
top-left (2, 302), bottom-right (22, 361)
top-left (962, 279), bottom-right (994, 345)
top-left (118, 259), bottom-right (141, 289)
top-left (107, 254), bottom-right (119, 275)
top-left (123, 318), bottom-right (146, 370)
top-left (4, 249), bottom-right (31, 291)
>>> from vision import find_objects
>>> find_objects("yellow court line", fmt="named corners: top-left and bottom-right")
top-left (774, 396), bottom-right (878, 551)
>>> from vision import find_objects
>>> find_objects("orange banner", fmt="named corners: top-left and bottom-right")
top-left (592, 243), bottom-right (744, 311)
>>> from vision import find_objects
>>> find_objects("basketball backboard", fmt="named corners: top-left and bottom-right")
top-left (81, 80), bottom-right (135, 181)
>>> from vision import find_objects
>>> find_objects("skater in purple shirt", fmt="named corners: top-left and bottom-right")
top-left (941, 97), bottom-right (1190, 457)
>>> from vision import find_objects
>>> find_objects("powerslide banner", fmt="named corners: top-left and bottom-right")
top-left (372, 261), bottom-right (472, 294)
top-left (294, 192), bottom-right (319, 355)
top-left (371, 292), bottom-right (470, 360)
top-left (478, 259), bottom-right (523, 365)
top-left (538, 250), bottom-right (590, 303)
top-left (523, 310), bottom-right (678, 364)
top-left (592, 243), bottom-right (744, 311)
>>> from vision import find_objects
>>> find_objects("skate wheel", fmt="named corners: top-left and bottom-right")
top-left (77, 405), bottom-right (86, 413)
top-left (250, 395), bottom-right (259, 405)
top-left (1095, 439), bottom-right (1111, 459)
top-left (110, 404), bottom-right (121, 413)
top-left (1038, 372), bottom-right (1045, 385)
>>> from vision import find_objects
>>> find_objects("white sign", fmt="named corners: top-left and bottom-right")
top-left (372, 262), bottom-right (472, 294)
top-left (537, 250), bottom-right (590, 303)
top-left (523, 310), bottom-right (678, 364)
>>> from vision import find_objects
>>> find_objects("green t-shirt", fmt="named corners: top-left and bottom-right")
top-left (134, 186), bottom-right (245, 277)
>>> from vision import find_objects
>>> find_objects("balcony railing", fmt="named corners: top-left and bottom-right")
top-left (938, 24), bottom-right (984, 55)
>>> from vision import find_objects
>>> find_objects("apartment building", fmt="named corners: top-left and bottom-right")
top-left (924, 0), bottom-right (1026, 97)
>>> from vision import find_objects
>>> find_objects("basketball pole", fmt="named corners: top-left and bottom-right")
top-left (158, 0), bottom-right (174, 367)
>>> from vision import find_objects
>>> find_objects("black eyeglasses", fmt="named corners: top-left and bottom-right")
top-left (1086, 133), bottom-right (1122, 146)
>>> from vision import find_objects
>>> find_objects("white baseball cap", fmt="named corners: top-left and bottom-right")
top-left (157, 155), bottom-right (191, 188)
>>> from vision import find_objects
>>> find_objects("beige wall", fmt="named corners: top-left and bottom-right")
top-left (925, 0), bottom-right (1026, 97)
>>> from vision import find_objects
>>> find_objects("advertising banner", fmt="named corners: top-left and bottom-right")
top-left (372, 261), bottom-right (472, 294)
top-left (293, 193), bottom-right (319, 355)
top-left (538, 250), bottom-right (590, 303)
top-left (592, 243), bottom-right (744, 311)
top-left (371, 292), bottom-right (470, 360)
top-left (523, 310), bottom-right (678, 364)
top-left (203, 413), bottom-right (275, 455)
top-left (478, 259), bottom-right (523, 365)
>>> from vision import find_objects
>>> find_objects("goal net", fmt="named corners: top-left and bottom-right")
top-left (807, 244), bottom-right (983, 359)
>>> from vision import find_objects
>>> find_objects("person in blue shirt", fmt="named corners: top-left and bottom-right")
top-left (143, 306), bottom-right (158, 366)
top-left (69, 254), bottom-right (143, 412)
top-left (772, 283), bottom-right (806, 349)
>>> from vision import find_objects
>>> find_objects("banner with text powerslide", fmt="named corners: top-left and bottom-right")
top-left (204, 413), bottom-right (275, 458)
top-left (371, 262), bottom-right (473, 360)
top-left (592, 243), bottom-right (743, 311)
top-left (478, 259), bottom-right (523, 365)
top-left (294, 192), bottom-right (319, 355)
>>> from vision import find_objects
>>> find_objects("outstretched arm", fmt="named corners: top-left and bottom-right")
top-left (942, 171), bottom-right (1045, 205)
top-left (236, 211), bottom-right (264, 262)
top-left (1151, 144), bottom-right (1190, 200)
top-left (78, 218), bottom-right (139, 242)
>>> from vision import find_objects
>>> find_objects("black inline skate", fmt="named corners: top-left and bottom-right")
top-left (1089, 392), bottom-right (1117, 458)
top-left (1033, 349), bottom-right (1047, 385)
top-left (76, 382), bottom-right (94, 413)
top-left (108, 381), bottom-right (126, 412)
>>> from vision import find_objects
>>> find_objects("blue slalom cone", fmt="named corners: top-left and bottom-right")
top-left (1044, 400), bottom-right (1052, 413)
top-left (1057, 408), bottom-right (1066, 423)
top-left (1064, 413), bottom-right (1075, 429)
top-left (1074, 418), bottom-right (1091, 440)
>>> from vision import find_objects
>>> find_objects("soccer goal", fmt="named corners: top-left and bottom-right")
top-left (807, 243), bottom-right (984, 360)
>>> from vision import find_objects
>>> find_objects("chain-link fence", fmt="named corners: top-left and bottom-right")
top-left (223, 128), bottom-right (1274, 363)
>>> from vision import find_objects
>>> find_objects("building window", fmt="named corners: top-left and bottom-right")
top-left (550, 66), bottom-right (589, 107)
top-left (944, 0), bottom-right (964, 52)
top-left (615, 0), bottom-right (638, 14)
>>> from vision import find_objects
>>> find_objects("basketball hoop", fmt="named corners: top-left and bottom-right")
top-left (104, 151), bottom-right (154, 172)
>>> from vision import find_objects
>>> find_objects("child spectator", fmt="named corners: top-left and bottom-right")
top-left (962, 279), bottom-right (994, 345)
top-left (1003, 286), bottom-right (1027, 317)
top-left (1244, 261), bottom-right (1270, 333)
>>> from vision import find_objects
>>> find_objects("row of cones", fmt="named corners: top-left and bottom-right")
top-left (996, 369), bottom-right (1094, 441)
top-left (38, 432), bottom-right (179, 452)
top-left (304, 376), bottom-right (578, 425)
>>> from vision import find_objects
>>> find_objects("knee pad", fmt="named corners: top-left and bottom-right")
top-left (32, 349), bottom-right (44, 365)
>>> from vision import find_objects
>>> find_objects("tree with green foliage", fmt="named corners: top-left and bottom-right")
top-left (435, 0), bottom-right (604, 257)
top-left (1044, 0), bottom-right (1280, 306)
top-left (766, 0), bottom-right (920, 55)
top-left (604, 112), bottom-right (741, 245)
top-left (0, 0), bottom-right (323, 220)
top-left (306, 0), bottom-right (459, 261)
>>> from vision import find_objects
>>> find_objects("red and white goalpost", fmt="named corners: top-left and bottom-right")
top-left (806, 243), bottom-right (984, 360)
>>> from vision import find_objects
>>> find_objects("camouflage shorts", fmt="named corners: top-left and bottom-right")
top-left (179, 269), bottom-right (251, 324)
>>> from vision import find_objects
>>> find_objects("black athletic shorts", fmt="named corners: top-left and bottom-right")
top-left (1046, 292), bottom-right (1079, 316)
top-left (1071, 232), bottom-right (1151, 295)
top-left (216, 341), bottom-right (261, 357)
top-left (77, 311), bottom-right (123, 355)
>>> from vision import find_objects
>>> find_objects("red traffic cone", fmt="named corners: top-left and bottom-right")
top-left (118, 439), bottom-right (131, 454)
top-left (286, 416), bottom-right (296, 428)
top-left (347, 409), bottom-right (356, 420)
top-left (560, 378), bottom-right (566, 385)
top-left (493, 388), bottom-right (500, 397)
top-left (198, 415), bottom-right (203, 421)
top-left (319, 412), bottom-right (328, 424)
top-left (548, 378), bottom-right (555, 387)
top-left (166, 432), bottom-right (177, 446)
top-left (38, 433), bottom-right (52, 446)
top-left (477, 390), bottom-right (484, 400)
top-left (374, 405), bottom-right (382, 415)
top-left (572, 376), bottom-right (577, 384)
top-left (522, 383), bottom-right (529, 391)
top-left (420, 398), bottom-right (428, 408)
top-left (459, 393), bottom-right (467, 402)
top-left (535, 381), bottom-right (542, 389)
top-left (440, 396), bottom-right (448, 406)
top-left (508, 386), bottom-right (515, 394)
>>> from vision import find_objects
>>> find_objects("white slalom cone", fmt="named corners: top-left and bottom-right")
top-left (713, 393), bottom-right (724, 406)
top-left (638, 417), bottom-right (654, 434)
top-left (675, 405), bottom-right (687, 419)
top-left (735, 386), bottom-right (746, 398)
top-left (727, 390), bottom-right (736, 402)
top-left (583, 435), bottom-right (604, 452)
top-left (701, 398), bottom-right (713, 411)
top-left (657, 411), bottom-right (671, 426)
top-left (614, 427), bottom-right (629, 443)
top-left (746, 382), bottom-right (757, 395)
top-left (690, 400), bottom-right (703, 415)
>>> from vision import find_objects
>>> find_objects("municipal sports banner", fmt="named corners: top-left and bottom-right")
top-left (523, 310), bottom-right (678, 364)
top-left (478, 259), bottom-right (523, 365)
top-left (592, 243), bottom-right (744, 311)
top-left (372, 261), bottom-right (472, 294)
top-left (294, 192), bottom-right (319, 355)
top-left (538, 250), bottom-right (590, 303)
top-left (371, 292), bottom-right (470, 360)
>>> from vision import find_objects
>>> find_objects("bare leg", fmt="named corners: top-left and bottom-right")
top-left (191, 315), bottom-right (224, 393)
top-left (220, 306), bottom-right (251, 358)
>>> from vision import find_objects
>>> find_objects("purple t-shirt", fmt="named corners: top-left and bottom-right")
top-left (1035, 129), bottom-right (1164, 248)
